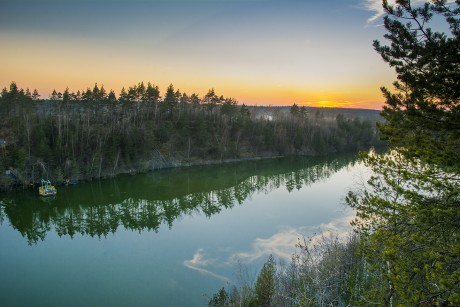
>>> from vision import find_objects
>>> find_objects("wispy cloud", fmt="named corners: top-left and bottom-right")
top-left (308, 214), bottom-right (356, 245)
top-left (230, 213), bottom-right (356, 264)
top-left (184, 212), bottom-right (357, 282)
top-left (362, 0), bottom-right (436, 24)
top-left (183, 249), bottom-right (230, 282)
top-left (362, 0), bottom-right (395, 23)
top-left (230, 227), bottom-right (304, 263)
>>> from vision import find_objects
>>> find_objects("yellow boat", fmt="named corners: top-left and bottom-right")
top-left (39, 179), bottom-right (57, 196)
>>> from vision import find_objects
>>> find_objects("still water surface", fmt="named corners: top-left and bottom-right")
top-left (0, 154), bottom-right (367, 306)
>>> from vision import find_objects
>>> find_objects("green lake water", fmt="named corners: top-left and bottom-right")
top-left (0, 154), bottom-right (368, 306)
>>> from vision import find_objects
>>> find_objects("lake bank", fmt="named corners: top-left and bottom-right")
top-left (2, 147), bottom-right (375, 192)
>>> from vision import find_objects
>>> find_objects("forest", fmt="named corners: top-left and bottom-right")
top-left (0, 82), bottom-right (381, 191)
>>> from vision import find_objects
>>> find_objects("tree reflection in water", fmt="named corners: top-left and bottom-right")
top-left (0, 154), bottom-right (358, 244)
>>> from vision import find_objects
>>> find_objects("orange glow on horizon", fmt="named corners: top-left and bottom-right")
top-left (0, 33), bottom-right (390, 111)
top-left (1, 0), bottom-right (397, 113)
top-left (303, 100), bottom-right (383, 110)
top-left (0, 75), bottom-right (385, 110)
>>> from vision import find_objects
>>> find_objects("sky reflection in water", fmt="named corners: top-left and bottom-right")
top-left (0, 154), bottom-right (369, 306)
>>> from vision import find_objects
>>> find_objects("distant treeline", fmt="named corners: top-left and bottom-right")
top-left (0, 82), bottom-right (384, 191)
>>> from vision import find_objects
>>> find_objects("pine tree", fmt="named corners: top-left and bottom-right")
top-left (163, 84), bottom-right (177, 114)
top-left (347, 1), bottom-right (460, 305)
top-left (374, 0), bottom-right (460, 169)
top-left (32, 89), bottom-right (40, 100)
top-left (255, 255), bottom-right (277, 306)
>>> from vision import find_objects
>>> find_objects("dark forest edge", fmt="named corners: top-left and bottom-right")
top-left (0, 82), bottom-right (384, 192)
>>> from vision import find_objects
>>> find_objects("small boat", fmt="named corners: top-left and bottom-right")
top-left (39, 179), bottom-right (57, 196)
top-left (65, 179), bottom-right (78, 186)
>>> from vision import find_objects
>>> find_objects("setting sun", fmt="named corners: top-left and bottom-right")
top-left (0, 0), bottom-right (395, 110)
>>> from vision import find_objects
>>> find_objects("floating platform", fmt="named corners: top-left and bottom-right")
top-left (39, 179), bottom-right (57, 197)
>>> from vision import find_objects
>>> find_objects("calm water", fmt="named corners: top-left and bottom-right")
top-left (0, 154), bottom-right (367, 306)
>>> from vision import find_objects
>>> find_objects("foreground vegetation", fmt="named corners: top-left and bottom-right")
top-left (208, 233), bottom-right (389, 307)
top-left (347, 0), bottom-right (460, 305)
top-left (210, 0), bottom-right (460, 305)
top-left (0, 83), bottom-right (380, 191)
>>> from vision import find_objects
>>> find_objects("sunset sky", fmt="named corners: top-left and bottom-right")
top-left (1, 0), bottom-right (398, 109)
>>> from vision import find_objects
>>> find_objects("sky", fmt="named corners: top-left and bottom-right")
top-left (0, 0), bottom-right (399, 109)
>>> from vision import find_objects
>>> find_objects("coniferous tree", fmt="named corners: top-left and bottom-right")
top-left (119, 87), bottom-right (128, 103)
top-left (163, 84), bottom-right (177, 115)
top-left (50, 89), bottom-right (59, 101)
top-left (374, 0), bottom-right (460, 168)
top-left (145, 82), bottom-right (160, 103)
top-left (32, 89), bottom-right (40, 100)
top-left (62, 87), bottom-right (70, 103)
top-left (107, 90), bottom-right (117, 103)
top-left (347, 1), bottom-right (460, 305)
top-left (255, 255), bottom-right (277, 306)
